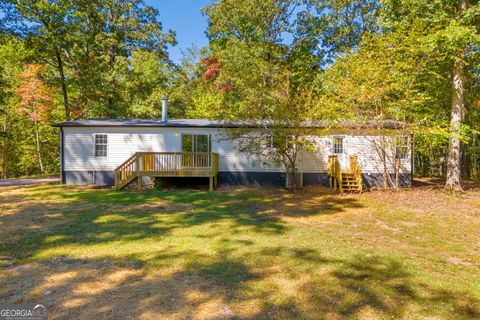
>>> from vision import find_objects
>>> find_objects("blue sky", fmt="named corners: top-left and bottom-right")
top-left (147, 0), bottom-right (211, 64)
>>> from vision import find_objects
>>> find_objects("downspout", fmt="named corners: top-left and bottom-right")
top-left (411, 133), bottom-right (414, 186)
top-left (60, 127), bottom-right (65, 183)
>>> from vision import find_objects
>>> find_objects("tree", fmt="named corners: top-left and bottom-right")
top-left (317, 32), bottom-right (426, 189)
top-left (445, 0), bottom-right (470, 191)
top-left (2, 0), bottom-right (176, 119)
top-left (92, 0), bottom-right (176, 113)
top-left (224, 80), bottom-right (321, 191)
top-left (381, 0), bottom-right (480, 190)
top-left (3, 0), bottom-right (72, 120)
top-left (198, 0), bottom-right (324, 190)
top-left (298, 0), bottom-right (380, 65)
top-left (0, 0), bottom-right (177, 178)
top-left (0, 36), bottom-right (32, 178)
top-left (15, 64), bottom-right (53, 173)
top-left (319, 0), bottom-right (480, 189)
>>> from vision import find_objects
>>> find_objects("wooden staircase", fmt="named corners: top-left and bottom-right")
top-left (115, 154), bottom-right (138, 190)
top-left (114, 152), bottom-right (219, 191)
top-left (341, 172), bottom-right (361, 192)
top-left (328, 155), bottom-right (363, 193)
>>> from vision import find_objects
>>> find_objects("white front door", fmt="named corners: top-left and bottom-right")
top-left (338, 152), bottom-right (350, 170)
top-left (332, 136), bottom-right (349, 170)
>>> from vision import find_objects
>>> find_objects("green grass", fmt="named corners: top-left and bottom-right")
top-left (0, 184), bottom-right (479, 319)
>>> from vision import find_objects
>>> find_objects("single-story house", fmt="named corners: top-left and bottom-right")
top-left (55, 119), bottom-right (412, 188)
top-left (53, 100), bottom-right (412, 191)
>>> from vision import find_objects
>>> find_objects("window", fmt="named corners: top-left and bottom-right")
top-left (95, 134), bottom-right (108, 157)
top-left (181, 134), bottom-right (211, 152)
top-left (332, 137), bottom-right (344, 154)
top-left (266, 134), bottom-right (274, 148)
top-left (395, 136), bottom-right (409, 159)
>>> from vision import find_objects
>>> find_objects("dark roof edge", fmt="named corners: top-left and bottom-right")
top-left (52, 119), bottom-right (409, 130)
top-left (52, 123), bottom-right (233, 128)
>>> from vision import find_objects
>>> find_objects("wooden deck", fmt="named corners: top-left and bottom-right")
top-left (327, 155), bottom-right (363, 193)
top-left (114, 152), bottom-right (219, 191)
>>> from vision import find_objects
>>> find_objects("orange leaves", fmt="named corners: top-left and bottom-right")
top-left (15, 64), bottom-right (53, 123)
top-left (201, 56), bottom-right (221, 83)
top-left (201, 56), bottom-right (236, 92)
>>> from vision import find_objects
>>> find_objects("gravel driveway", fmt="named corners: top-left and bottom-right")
top-left (0, 176), bottom-right (59, 187)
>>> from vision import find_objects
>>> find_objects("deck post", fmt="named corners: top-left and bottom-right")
top-left (209, 176), bottom-right (213, 192)
top-left (136, 152), bottom-right (142, 190)
top-left (114, 169), bottom-right (118, 189)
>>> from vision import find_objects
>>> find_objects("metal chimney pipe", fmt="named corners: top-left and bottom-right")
top-left (161, 96), bottom-right (168, 123)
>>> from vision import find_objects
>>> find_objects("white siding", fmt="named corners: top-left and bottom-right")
top-left (63, 127), bottom-right (280, 172)
top-left (214, 135), bottom-right (281, 172)
top-left (300, 135), bottom-right (412, 174)
top-left (63, 127), bottom-right (411, 174)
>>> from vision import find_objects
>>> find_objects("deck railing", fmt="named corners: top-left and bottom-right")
top-left (349, 155), bottom-right (363, 192)
top-left (328, 155), bottom-right (343, 192)
top-left (114, 152), bottom-right (219, 190)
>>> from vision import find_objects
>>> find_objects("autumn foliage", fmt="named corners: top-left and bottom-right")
top-left (200, 56), bottom-right (235, 92)
top-left (201, 56), bottom-right (221, 83)
top-left (15, 64), bottom-right (53, 123)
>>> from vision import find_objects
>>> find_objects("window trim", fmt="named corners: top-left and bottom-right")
top-left (395, 135), bottom-right (409, 159)
top-left (181, 134), bottom-right (211, 153)
top-left (94, 134), bottom-right (108, 158)
top-left (332, 136), bottom-right (344, 154)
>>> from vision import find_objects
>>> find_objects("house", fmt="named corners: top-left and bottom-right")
top-left (53, 100), bottom-right (412, 191)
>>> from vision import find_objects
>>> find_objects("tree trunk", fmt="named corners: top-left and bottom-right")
top-left (446, 0), bottom-right (468, 191)
top-left (381, 137), bottom-right (388, 189)
top-left (108, 43), bottom-right (116, 110)
top-left (289, 167), bottom-right (297, 192)
top-left (445, 59), bottom-right (466, 190)
top-left (1, 117), bottom-right (6, 179)
top-left (34, 117), bottom-right (44, 174)
top-left (55, 49), bottom-right (70, 120)
top-left (445, 57), bottom-right (465, 191)
top-left (395, 159), bottom-right (400, 191)
top-left (473, 134), bottom-right (478, 179)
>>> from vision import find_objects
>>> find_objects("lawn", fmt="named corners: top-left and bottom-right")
top-left (0, 183), bottom-right (479, 319)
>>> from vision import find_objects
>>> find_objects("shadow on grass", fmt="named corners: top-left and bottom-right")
top-left (0, 186), bottom-right (365, 261)
top-left (0, 185), bottom-right (478, 318)
top-left (1, 249), bottom-right (478, 319)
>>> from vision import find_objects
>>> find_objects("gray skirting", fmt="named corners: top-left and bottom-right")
top-left (217, 172), bottom-right (286, 187)
top-left (64, 171), bottom-right (115, 186)
top-left (62, 170), bottom-right (411, 188)
top-left (303, 172), bottom-right (412, 188)
top-left (361, 173), bottom-right (412, 188)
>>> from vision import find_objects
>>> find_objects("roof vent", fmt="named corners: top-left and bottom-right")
top-left (162, 96), bottom-right (168, 123)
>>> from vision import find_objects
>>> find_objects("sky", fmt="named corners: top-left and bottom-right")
top-left (147, 0), bottom-right (211, 64)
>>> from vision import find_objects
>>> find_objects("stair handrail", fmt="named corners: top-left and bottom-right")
top-left (328, 155), bottom-right (343, 192)
top-left (327, 155), bottom-right (334, 176)
top-left (114, 153), bottom-right (137, 189)
top-left (349, 155), bottom-right (362, 192)
top-left (334, 156), bottom-right (343, 192)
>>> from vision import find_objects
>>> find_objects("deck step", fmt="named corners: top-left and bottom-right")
top-left (340, 173), bottom-right (362, 193)
top-left (116, 174), bottom-right (138, 190)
